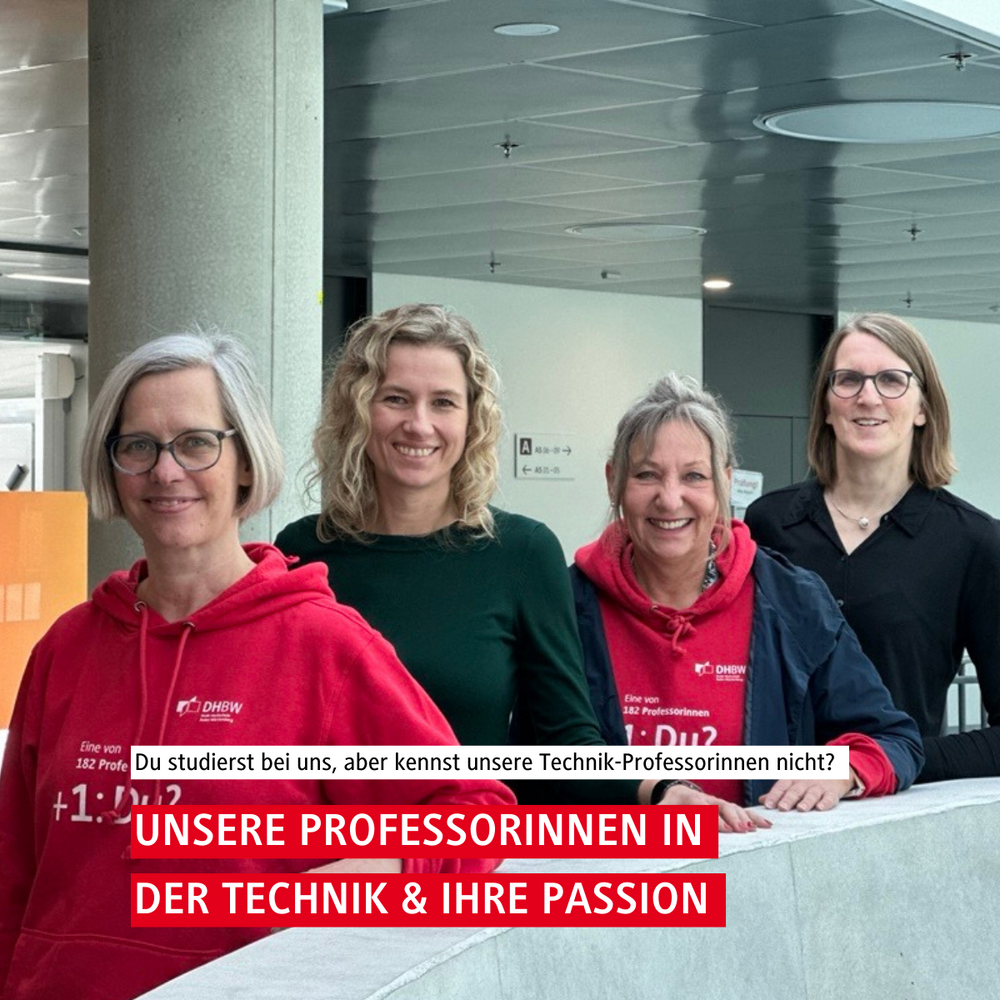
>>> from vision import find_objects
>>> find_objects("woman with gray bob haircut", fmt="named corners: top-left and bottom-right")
top-left (0, 329), bottom-right (512, 1000)
top-left (572, 372), bottom-right (923, 832)
top-left (82, 330), bottom-right (283, 522)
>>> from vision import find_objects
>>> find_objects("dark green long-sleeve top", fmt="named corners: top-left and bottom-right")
top-left (275, 510), bottom-right (636, 804)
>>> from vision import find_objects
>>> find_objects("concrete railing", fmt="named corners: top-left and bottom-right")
top-left (141, 777), bottom-right (1000, 1000)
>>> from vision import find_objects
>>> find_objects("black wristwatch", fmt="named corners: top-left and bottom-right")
top-left (650, 778), bottom-right (703, 804)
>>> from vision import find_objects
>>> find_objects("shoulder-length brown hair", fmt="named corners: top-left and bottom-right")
top-left (808, 312), bottom-right (955, 488)
top-left (310, 303), bottom-right (502, 541)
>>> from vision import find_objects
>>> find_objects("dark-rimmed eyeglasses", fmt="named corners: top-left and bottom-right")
top-left (827, 369), bottom-right (920, 399)
top-left (107, 428), bottom-right (239, 475)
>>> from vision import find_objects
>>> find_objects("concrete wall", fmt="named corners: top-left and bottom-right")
top-left (372, 273), bottom-right (703, 558)
top-left (141, 778), bottom-right (1000, 1000)
top-left (906, 314), bottom-right (1000, 518)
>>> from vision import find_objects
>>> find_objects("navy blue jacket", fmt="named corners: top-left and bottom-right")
top-left (571, 546), bottom-right (924, 804)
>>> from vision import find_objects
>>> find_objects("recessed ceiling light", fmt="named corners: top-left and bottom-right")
top-left (754, 101), bottom-right (1000, 143)
top-left (5, 272), bottom-right (90, 285)
top-left (566, 223), bottom-right (706, 241)
top-left (703, 278), bottom-right (732, 291)
top-left (494, 23), bottom-right (560, 37)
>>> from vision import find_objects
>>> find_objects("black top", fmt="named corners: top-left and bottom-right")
top-left (745, 480), bottom-right (1000, 782)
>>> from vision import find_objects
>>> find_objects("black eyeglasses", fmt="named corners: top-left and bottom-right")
top-left (107, 428), bottom-right (239, 475)
top-left (827, 369), bottom-right (920, 399)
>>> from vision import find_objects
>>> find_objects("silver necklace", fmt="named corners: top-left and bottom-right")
top-left (828, 496), bottom-right (872, 530)
top-left (630, 539), bottom-right (719, 595)
top-left (827, 487), bottom-right (909, 531)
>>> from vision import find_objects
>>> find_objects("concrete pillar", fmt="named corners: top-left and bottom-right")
top-left (88, 0), bottom-right (323, 587)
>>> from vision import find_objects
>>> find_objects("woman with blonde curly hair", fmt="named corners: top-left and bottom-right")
top-left (276, 304), bottom-right (615, 774)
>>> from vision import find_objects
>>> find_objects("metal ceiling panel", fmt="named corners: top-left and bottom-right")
top-left (838, 180), bottom-right (1000, 215)
top-left (836, 231), bottom-right (1000, 262)
top-left (515, 164), bottom-right (978, 217)
top-left (0, 212), bottom-right (88, 243)
top-left (501, 133), bottom-right (1000, 188)
top-left (501, 258), bottom-right (706, 285)
top-left (327, 200), bottom-right (621, 243)
top-left (0, 127), bottom-right (88, 186)
top-left (327, 122), bottom-right (678, 182)
top-left (0, 174), bottom-right (89, 215)
top-left (838, 252), bottom-right (1000, 281)
top-left (591, 274), bottom-right (705, 297)
top-left (539, 10), bottom-right (958, 92)
top-left (355, 227), bottom-right (603, 264)
top-left (374, 251), bottom-right (614, 279)
top-left (873, 146), bottom-right (1000, 180)
top-left (0, 0), bottom-right (86, 71)
top-left (512, 235), bottom-right (715, 266)
top-left (4, 0), bottom-right (1000, 322)
top-left (603, 0), bottom-right (871, 24)
top-left (324, 0), bottom-right (755, 89)
top-left (327, 64), bottom-right (685, 139)
top-left (329, 165), bottom-right (658, 215)
top-left (814, 205), bottom-right (1000, 242)
top-left (535, 63), bottom-right (1000, 147)
top-left (0, 60), bottom-right (87, 135)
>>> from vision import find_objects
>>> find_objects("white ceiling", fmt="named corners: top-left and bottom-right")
top-left (3, 0), bottom-right (1000, 330)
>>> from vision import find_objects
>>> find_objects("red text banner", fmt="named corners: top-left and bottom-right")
top-left (131, 805), bottom-right (719, 859)
top-left (132, 873), bottom-right (726, 928)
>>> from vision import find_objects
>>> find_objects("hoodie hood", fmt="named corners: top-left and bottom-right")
top-left (88, 543), bottom-right (334, 823)
top-left (575, 519), bottom-right (756, 654)
top-left (91, 542), bottom-right (332, 635)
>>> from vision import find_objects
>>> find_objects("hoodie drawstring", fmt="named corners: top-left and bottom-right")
top-left (149, 622), bottom-right (194, 816)
top-left (660, 613), bottom-right (696, 657)
top-left (106, 604), bottom-right (194, 858)
top-left (104, 602), bottom-right (151, 827)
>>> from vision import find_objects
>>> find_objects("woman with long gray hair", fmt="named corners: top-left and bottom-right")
top-left (572, 373), bottom-right (923, 831)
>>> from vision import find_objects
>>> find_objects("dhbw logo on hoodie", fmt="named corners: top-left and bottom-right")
top-left (176, 695), bottom-right (243, 723)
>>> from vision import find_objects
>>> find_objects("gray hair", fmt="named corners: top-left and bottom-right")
top-left (608, 372), bottom-right (736, 544)
top-left (82, 330), bottom-right (284, 521)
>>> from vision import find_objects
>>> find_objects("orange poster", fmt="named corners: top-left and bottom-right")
top-left (0, 492), bottom-right (88, 726)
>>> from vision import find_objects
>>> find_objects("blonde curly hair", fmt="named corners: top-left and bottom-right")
top-left (311, 303), bottom-right (502, 541)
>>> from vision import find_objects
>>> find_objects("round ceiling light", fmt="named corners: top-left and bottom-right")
top-left (494, 23), bottom-right (560, 37)
top-left (565, 222), bottom-right (706, 240)
top-left (703, 278), bottom-right (732, 291)
top-left (754, 101), bottom-right (1000, 143)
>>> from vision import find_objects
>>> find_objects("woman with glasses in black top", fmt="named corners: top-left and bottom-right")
top-left (745, 313), bottom-right (1000, 782)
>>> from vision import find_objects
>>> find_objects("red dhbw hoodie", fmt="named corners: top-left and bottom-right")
top-left (0, 544), bottom-right (513, 1000)
top-left (576, 521), bottom-right (756, 802)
